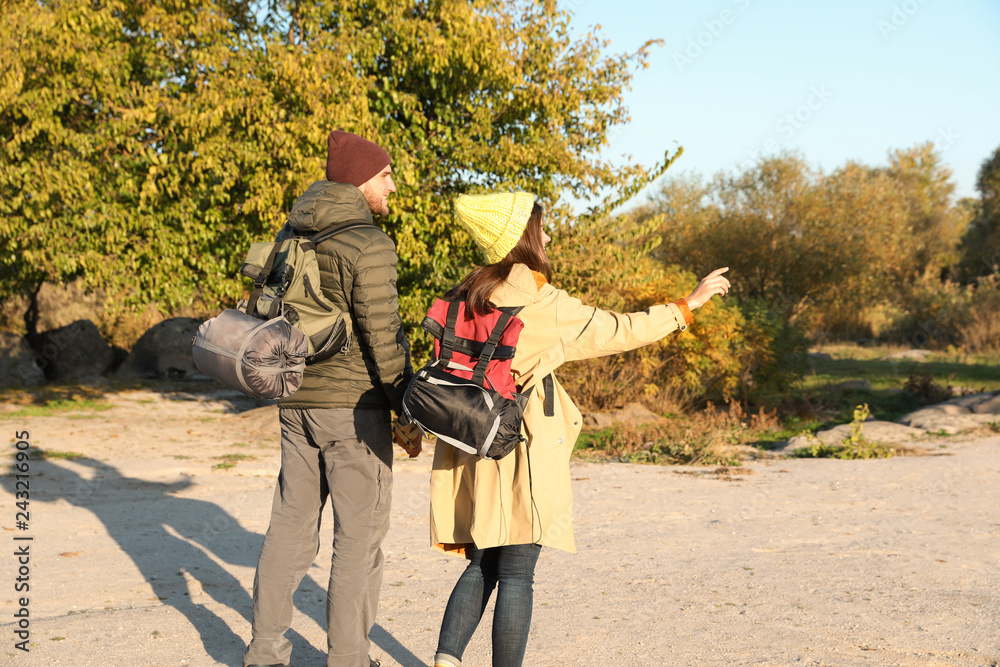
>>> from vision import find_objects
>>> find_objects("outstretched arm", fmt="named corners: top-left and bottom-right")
top-left (559, 267), bottom-right (731, 363)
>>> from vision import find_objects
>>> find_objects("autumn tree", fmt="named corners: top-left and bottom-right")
top-left (634, 146), bottom-right (970, 333)
top-left (958, 145), bottom-right (1000, 279)
top-left (0, 0), bottom-right (675, 344)
top-left (879, 142), bottom-right (969, 274)
top-left (640, 154), bottom-right (838, 320)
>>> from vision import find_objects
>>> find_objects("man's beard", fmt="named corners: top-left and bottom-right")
top-left (361, 183), bottom-right (388, 216)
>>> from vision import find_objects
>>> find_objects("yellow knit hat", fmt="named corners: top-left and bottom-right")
top-left (454, 192), bottom-right (536, 264)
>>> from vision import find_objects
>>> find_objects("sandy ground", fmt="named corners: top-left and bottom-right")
top-left (1, 387), bottom-right (998, 667)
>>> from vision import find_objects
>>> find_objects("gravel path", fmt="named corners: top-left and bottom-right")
top-left (1, 388), bottom-right (998, 666)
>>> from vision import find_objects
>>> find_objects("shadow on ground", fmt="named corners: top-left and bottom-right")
top-left (3, 456), bottom-right (424, 666)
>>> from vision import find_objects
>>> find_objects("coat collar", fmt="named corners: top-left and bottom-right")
top-left (287, 181), bottom-right (374, 234)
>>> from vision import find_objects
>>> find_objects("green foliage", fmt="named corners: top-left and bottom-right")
top-left (213, 453), bottom-right (255, 469)
top-left (958, 146), bottom-right (1000, 280)
top-left (1, 0), bottom-right (671, 341)
top-left (732, 298), bottom-right (809, 398)
top-left (29, 447), bottom-right (85, 460)
top-left (881, 143), bottom-right (968, 272)
top-left (584, 420), bottom-right (741, 466)
top-left (798, 346), bottom-right (999, 425)
top-left (574, 401), bottom-right (782, 465)
top-left (547, 209), bottom-right (807, 407)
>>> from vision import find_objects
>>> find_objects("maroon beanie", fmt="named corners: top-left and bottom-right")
top-left (325, 130), bottom-right (391, 187)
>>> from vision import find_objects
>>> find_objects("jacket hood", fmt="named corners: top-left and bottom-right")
top-left (491, 264), bottom-right (546, 305)
top-left (288, 181), bottom-right (374, 234)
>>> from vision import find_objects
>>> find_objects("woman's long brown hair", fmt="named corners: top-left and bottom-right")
top-left (445, 203), bottom-right (551, 316)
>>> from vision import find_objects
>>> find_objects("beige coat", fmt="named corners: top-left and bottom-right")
top-left (429, 264), bottom-right (691, 555)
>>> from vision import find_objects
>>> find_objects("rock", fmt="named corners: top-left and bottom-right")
top-left (880, 349), bottom-right (932, 361)
top-left (834, 379), bottom-right (873, 391)
top-left (0, 333), bottom-right (45, 387)
top-left (947, 393), bottom-right (993, 409)
top-left (117, 318), bottom-right (205, 380)
top-left (109, 346), bottom-right (129, 375)
top-left (778, 434), bottom-right (817, 453)
top-left (583, 412), bottom-right (615, 430)
top-left (896, 411), bottom-right (995, 435)
top-left (896, 392), bottom-right (1000, 434)
top-left (775, 420), bottom-right (924, 454)
top-left (34, 320), bottom-right (114, 381)
top-left (970, 394), bottom-right (1000, 415)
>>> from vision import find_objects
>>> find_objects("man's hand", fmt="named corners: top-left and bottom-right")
top-left (393, 414), bottom-right (423, 458)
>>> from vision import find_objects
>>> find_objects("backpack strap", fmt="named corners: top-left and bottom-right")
top-left (471, 306), bottom-right (523, 387)
top-left (301, 220), bottom-right (373, 249)
top-left (439, 300), bottom-right (462, 362)
top-left (245, 224), bottom-right (293, 318)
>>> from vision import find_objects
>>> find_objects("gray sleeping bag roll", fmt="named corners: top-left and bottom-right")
top-left (192, 309), bottom-right (308, 399)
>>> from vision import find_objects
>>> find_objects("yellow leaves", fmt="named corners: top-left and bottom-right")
top-left (1, 0), bottom-right (673, 325)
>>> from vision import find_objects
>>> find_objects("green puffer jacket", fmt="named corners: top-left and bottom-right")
top-left (277, 181), bottom-right (413, 412)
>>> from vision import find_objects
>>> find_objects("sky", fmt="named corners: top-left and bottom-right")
top-left (563, 0), bottom-right (1000, 211)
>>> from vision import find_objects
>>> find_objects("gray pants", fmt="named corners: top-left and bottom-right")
top-left (244, 408), bottom-right (393, 667)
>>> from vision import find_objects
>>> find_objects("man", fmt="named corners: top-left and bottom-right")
top-left (244, 130), bottom-right (422, 667)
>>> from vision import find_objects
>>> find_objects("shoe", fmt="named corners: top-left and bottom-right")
top-left (369, 659), bottom-right (381, 667)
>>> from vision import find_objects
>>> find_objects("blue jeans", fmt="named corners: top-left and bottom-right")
top-left (436, 543), bottom-right (542, 667)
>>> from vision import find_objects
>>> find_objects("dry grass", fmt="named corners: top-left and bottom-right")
top-left (558, 355), bottom-right (655, 411)
top-left (575, 401), bottom-right (783, 466)
top-left (957, 304), bottom-right (1000, 353)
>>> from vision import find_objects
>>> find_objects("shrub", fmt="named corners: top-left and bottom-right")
top-left (881, 272), bottom-right (1000, 352)
top-left (956, 274), bottom-right (1000, 352)
top-left (880, 273), bottom-right (970, 349)
top-left (732, 298), bottom-right (810, 399)
top-left (555, 256), bottom-right (750, 409)
top-left (577, 402), bottom-right (744, 465)
top-left (552, 236), bottom-right (808, 409)
top-left (903, 370), bottom-right (952, 404)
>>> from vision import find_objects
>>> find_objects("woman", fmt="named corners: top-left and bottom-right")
top-left (429, 192), bottom-right (731, 667)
